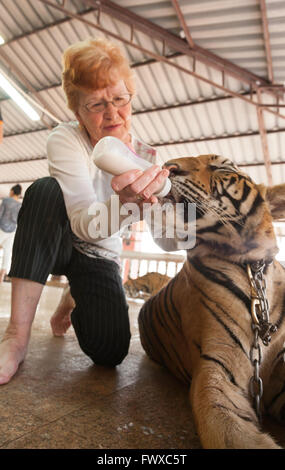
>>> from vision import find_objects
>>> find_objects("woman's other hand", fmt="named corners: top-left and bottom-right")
top-left (111, 165), bottom-right (169, 205)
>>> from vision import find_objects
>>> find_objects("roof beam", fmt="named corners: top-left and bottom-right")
top-left (239, 161), bottom-right (284, 169)
top-left (132, 92), bottom-right (250, 115)
top-left (0, 49), bottom-right (61, 125)
top-left (81, 0), bottom-right (272, 89)
top-left (0, 179), bottom-right (35, 184)
top-left (170, 0), bottom-right (283, 193)
top-left (171, 0), bottom-right (195, 49)
top-left (256, 88), bottom-right (273, 185)
top-left (170, 0), bottom-right (280, 95)
top-left (0, 54), bottom-right (181, 105)
top-left (37, 0), bottom-right (285, 123)
top-left (2, 125), bottom-right (285, 147)
top-left (171, 0), bottom-right (276, 191)
top-left (81, 0), bottom-right (281, 185)
top-left (151, 126), bottom-right (285, 147)
top-left (4, 127), bottom-right (50, 138)
top-left (0, 91), bottom-right (260, 138)
top-left (259, 0), bottom-right (274, 83)
top-left (0, 156), bottom-right (46, 164)
top-left (0, 7), bottom-right (95, 50)
top-left (1, 160), bottom-right (285, 186)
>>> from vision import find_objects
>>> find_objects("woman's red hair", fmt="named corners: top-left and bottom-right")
top-left (62, 37), bottom-right (135, 112)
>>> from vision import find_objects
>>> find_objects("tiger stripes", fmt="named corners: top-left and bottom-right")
top-left (138, 154), bottom-right (285, 449)
top-left (139, 275), bottom-right (191, 385)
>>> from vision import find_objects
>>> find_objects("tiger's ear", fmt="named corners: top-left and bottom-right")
top-left (265, 183), bottom-right (285, 220)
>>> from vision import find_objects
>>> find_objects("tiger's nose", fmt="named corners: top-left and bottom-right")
top-left (163, 162), bottom-right (180, 175)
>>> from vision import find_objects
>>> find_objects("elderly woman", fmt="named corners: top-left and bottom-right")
top-left (0, 38), bottom-right (170, 384)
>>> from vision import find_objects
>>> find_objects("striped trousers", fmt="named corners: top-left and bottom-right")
top-left (9, 177), bottom-right (131, 367)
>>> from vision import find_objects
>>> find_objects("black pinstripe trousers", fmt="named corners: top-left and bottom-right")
top-left (9, 177), bottom-right (131, 367)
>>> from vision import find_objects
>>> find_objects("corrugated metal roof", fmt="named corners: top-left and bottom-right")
top-left (0, 0), bottom-right (284, 200)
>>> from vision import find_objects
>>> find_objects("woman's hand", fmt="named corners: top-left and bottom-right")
top-left (111, 165), bottom-right (169, 205)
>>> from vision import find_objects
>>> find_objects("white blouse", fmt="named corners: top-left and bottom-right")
top-left (46, 121), bottom-right (166, 261)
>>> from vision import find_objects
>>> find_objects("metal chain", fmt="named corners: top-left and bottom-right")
top-left (249, 324), bottom-right (263, 421)
top-left (247, 260), bottom-right (278, 421)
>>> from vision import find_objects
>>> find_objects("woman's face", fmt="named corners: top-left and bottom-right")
top-left (75, 80), bottom-right (132, 146)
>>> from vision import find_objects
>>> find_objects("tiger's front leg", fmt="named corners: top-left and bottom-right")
top-left (264, 347), bottom-right (285, 423)
top-left (190, 362), bottom-right (281, 449)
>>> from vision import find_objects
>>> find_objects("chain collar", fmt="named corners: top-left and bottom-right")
top-left (246, 259), bottom-right (278, 421)
top-left (247, 260), bottom-right (277, 346)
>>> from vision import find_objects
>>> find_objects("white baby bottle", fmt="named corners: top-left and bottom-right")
top-left (92, 136), bottom-right (171, 198)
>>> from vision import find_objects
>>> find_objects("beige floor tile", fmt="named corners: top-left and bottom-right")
top-left (0, 402), bottom-right (44, 447)
top-left (0, 282), bottom-right (284, 450)
top-left (0, 283), bottom-right (197, 449)
top-left (54, 378), bottom-right (200, 449)
top-left (4, 421), bottom-right (92, 449)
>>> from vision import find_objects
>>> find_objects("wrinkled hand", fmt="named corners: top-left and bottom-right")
top-left (111, 165), bottom-right (169, 205)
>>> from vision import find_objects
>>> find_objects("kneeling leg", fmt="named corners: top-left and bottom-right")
top-left (67, 254), bottom-right (131, 367)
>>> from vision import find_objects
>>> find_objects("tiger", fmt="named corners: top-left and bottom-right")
top-left (138, 154), bottom-right (285, 449)
top-left (124, 272), bottom-right (171, 299)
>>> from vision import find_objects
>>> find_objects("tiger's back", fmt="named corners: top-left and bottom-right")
top-left (124, 272), bottom-right (171, 299)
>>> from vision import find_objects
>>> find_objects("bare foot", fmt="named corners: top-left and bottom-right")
top-left (50, 286), bottom-right (75, 337)
top-left (0, 334), bottom-right (27, 385)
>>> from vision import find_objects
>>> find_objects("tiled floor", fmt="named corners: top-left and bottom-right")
top-left (0, 282), bottom-right (200, 450)
top-left (0, 282), bottom-right (284, 450)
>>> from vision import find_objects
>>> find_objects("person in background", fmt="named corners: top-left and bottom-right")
top-left (0, 38), bottom-right (170, 385)
top-left (0, 184), bottom-right (22, 283)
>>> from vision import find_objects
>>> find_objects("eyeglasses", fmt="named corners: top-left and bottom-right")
top-left (83, 93), bottom-right (132, 113)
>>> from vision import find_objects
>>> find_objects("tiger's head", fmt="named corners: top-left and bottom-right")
top-left (163, 154), bottom-right (285, 264)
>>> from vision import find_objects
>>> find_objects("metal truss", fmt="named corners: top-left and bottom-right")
top-left (35, 0), bottom-right (285, 184)
top-left (1, 0), bottom-right (284, 185)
